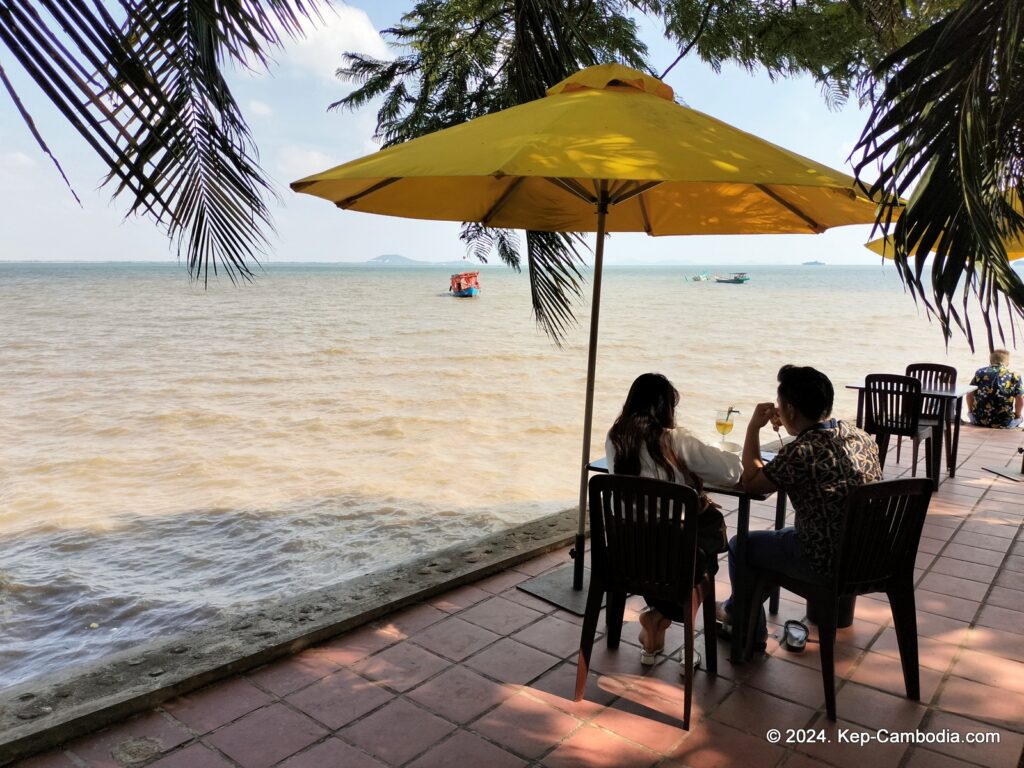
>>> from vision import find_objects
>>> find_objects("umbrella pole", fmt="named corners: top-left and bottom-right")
top-left (573, 197), bottom-right (609, 590)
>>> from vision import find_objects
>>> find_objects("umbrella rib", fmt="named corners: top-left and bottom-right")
top-left (611, 181), bottom-right (661, 206)
top-left (546, 177), bottom-right (597, 204)
top-left (607, 179), bottom-right (630, 200)
top-left (638, 193), bottom-right (652, 235)
top-left (755, 184), bottom-right (826, 233)
top-left (335, 178), bottom-right (401, 209)
top-left (482, 177), bottom-right (525, 226)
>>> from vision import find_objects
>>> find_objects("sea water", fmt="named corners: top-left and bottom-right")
top-left (0, 261), bottom-right (1005, 688)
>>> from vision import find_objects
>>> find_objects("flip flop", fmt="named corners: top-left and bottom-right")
top-left (783, 620), bottom-right (809, 652)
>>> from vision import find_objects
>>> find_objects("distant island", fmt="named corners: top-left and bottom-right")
top-left (802, 260), bottom-right (826, 266)
top-left (366, 254), bottom-right (479, 268)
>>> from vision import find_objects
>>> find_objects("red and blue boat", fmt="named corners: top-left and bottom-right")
top-left (449, 271), bottom-right (481, 297)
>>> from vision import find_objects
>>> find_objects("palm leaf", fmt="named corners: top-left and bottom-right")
top-left (0, 0), bottom-right (326, 283)
top-left (525, 231), bottom-right (587, 345)
top-left (853, 0), bottom-right (1024, 350)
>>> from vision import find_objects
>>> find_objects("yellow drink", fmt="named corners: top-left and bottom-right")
top-left (715, 419), bottom-right (734, 436)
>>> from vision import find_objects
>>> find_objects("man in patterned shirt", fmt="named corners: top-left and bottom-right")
top-left (967, 349), bottom-right (1024, 429)
top-left (717, 365), bottom-right (882, 649)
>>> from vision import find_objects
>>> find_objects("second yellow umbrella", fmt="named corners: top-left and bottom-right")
top-left (866, 234), bottom-right (1024, 260)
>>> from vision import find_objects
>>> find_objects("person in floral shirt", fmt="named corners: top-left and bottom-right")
top-left (717, 365), bottom-right (881, 649)
top-left (967, 349), bottom-right (1024, 429)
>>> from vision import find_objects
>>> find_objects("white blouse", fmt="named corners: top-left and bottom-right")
top-left (605, 426), bottom-right (742, 487)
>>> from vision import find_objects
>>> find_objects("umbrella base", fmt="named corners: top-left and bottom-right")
top-left (517, 564), bottom-right (600, 615)
top-left (982, 446), bottom-right (1024, 481)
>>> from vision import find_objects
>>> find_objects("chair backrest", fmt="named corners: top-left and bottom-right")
top-left (906, 363), bottom-right (957, 419)
top-left (834, 478), bottom-right (933, 594)
top-left (588, 474), bottom-right (701, 604)
top-left (863, 374), bottom-right (923, 437)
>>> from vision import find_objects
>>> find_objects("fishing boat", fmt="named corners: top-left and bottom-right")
top-left (688, 271), bottom-right (710, 282)
top-left (449, 271), bottom-right (481, 297)
top-left (714, 272), bottom-right (750, 284)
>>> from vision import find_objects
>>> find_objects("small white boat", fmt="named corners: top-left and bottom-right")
top-left (714, 272), bottom-right (750, 284)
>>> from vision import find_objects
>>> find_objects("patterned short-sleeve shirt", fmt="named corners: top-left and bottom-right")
top-left (762, 420), bottom-right (882, 576)
top-left (969, 364), bottom-right (1024, 428)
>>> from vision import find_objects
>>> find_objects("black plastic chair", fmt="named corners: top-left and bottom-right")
top-left (575, 474), bottom-right (716, 730)
top-left (743, 478), bottom-right (933, 721)
top-left (899, 363), bottom-right (957, 473)
top-left (863, 374), bottom-right (937, 488)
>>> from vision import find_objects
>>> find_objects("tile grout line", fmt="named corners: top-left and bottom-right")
top-left (905, 470), bottom-right (1024, 765)
top-left (136, 570), bottom-right (567, 768)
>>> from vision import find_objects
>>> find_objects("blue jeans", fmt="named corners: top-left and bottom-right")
top-left (723, 527), bottom-right (824, 641)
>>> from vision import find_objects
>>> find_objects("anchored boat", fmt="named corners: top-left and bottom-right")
top-left (449, 271), bottom-right (481, 297)
top-left (714, 272), bottom-right (750, 284)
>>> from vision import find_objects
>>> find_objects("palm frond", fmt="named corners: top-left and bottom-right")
top-left (526, 231), bottom-right (587, 345)
top-left (0, 0), bottom-right (326, 283)
top-left (853, 0), bottom-right (1024, 350)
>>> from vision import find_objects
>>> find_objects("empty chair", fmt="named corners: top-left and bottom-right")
top-left (898, 363), bottom-right (957, 473)
top-left (575, 474), bottom-right (716, 730)
top-left (863, 374), bottom-right (937, 488)
top-left (744, 478), bottom-right (934, 721)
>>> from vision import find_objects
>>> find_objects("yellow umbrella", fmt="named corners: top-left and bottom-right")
top-left (867, 190), bottom-right (1023, 260)
top-left (292, 63), bottom-right (886, 594)
top-left (866, 234), bottom-right (1024, 260)
top-left (294, 65), bottom-right (877, 235)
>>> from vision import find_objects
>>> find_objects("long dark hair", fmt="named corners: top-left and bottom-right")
top-left (608, 373), bottom-right (679, 477)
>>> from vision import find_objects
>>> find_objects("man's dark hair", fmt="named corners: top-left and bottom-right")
top-left (777, 365), bottom-right (834, 421)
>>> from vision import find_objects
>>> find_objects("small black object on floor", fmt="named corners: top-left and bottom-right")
top-left (516, 564), bottom-right (603, 616)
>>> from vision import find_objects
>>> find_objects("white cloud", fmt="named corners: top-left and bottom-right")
top-left (280, 3), bottom-right (390, 84)
top-left (1, 151), bottom-right (36, 169)
top-left (248, 99), bottom-right (273, 117)
top-left (277, 146), bottom-right (332, 178)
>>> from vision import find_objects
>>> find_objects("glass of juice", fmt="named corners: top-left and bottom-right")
top-left (714, 409), bottom-right (735, 449)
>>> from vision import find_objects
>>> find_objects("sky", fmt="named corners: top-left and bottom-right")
top-left (0, 1), bottom-right (891, 267)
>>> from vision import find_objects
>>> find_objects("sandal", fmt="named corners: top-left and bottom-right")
top-left (783, 620), bottom-right (809, 652)
top-left (638, 607), bottom-right (670, 666)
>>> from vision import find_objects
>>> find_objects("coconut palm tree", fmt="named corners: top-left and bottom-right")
top-left (854, 0), bottom-right (1024, 350)
top-left (0, 0), bottom-right (326, 283)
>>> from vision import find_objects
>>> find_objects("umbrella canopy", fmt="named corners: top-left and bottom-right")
top-left (292, 63), bottom-right (887, 594)
top-left (293, 64), bottom-right (877, 236)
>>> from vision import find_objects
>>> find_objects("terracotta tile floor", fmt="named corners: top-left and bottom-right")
top-left (16, 427), bottom-right (1024, 768)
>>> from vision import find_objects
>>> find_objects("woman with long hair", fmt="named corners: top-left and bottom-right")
top-left (606, 373), bottom-right (741, 667)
